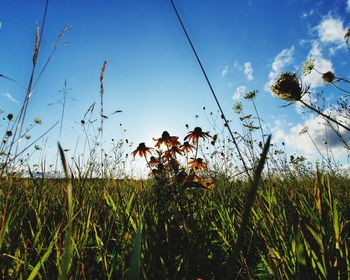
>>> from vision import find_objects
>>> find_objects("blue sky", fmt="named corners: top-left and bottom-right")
top-left (1, 0), bottom-right (350, 175)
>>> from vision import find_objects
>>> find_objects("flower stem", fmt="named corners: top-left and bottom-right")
top-left (299, 99), bottom-right (350, 132)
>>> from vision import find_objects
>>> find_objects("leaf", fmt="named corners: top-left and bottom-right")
top-left (28, 227), bottom-right (60, 280)
top-left (127, 220), bottom-right (143, 280)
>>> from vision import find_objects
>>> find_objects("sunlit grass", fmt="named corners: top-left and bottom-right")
top-left (1, 2), bottom-right (350, 279)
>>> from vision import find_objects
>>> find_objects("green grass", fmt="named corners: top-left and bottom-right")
top-left (0, 172), bottom-right (349, 279)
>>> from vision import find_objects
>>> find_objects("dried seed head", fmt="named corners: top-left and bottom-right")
top-left (345, 28), bottom-right (350, 45)
top-left (322, 71), bottom-right (335, 83)
top-left (33, 24), bottom-right (39, 65)
top-left (7, 113), bottom-right (13, 121)
top-left (233, 102), bottom-right (243, 114)
top-left (244, 90), bottom-right (257, 100)
top-left (271, 72), bottom-right (302, 101)
top-left (34, 117), bottom-right (42, 125)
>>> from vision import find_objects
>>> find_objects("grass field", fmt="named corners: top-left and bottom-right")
top-left (0, 170), bottom-right (349, 279)
top-left (1, 2), bottom-right (350, 278)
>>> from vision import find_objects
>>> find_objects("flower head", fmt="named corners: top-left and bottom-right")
top-left (164, 158), bottom-right (180, 173)
top-left (132, 142), bottom-right (153, 158)
top-left (188, 157), bottom-right (207, 170)
top-left (153, 131), bottom-right (179, 148)
top-left (34, 117), bottom-right (42, 125)
top-left (244, 90), bottom-right (257, 100)
top-left (233, 102), bottom-right (243, 114)
top-left (164, 145), bottom-right (182, 159)
top-left (271, 72), bottom-right (303, 102)
top-left (345, 28), bottom-right (350, 47)
top-left (322, 71), bottom-right (335, 83)
top-left (301, 59), bottom-right (314, 76)
top-left (201, 179), bottom-right (215, 190)
top-left (184, 127), bottom-right (211, 143)
top-left (7, 114), bottom-right (13, 121)
top-left (180, 141), bottom-right (196, 153)
top-left (148, 156), bottom-right (160, 168)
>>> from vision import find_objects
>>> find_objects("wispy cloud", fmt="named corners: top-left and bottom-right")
top-left (232, 85), bottom-right (247, 100)
top-left (233, 61), bottom-right (242, 70)
top-left (0, 21), bottom-right (2, 29)
top-left (265, 46), bottom-right (295, 92)
top-left (301, 9), bottom-right (314, 18)
top-left (347, 0), bottom-right (350, 12)
top-left (221, 66), bottom-right (229, 77)
top-left (243, 62), bottom-right (253, 81)
top-left (231, 61), bottom-right (253, 81)
top-left (2, 92), bottom-right (19, 103)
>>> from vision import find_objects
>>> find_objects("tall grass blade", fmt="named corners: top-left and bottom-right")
top-left (227, 134), bottom-right (271, 277)
top-left (58, 143), bottom-right (74, 280)
top-left (127, 217), bottom-right (143, 280)
top-left (28, 226), bottom-right (60, 280)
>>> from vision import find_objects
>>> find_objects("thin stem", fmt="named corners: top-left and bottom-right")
top-left (169, 0), bottom-right (252, 182)
top-left (100, 61), bottom-right (107, 177)
top-left (55, 80), bottom-right (69, 173)
top-left (330, 82), bottom-right (350, 95)
top-left (5, 0), bottom-right (49, 170)
top-left (299, 99), bottom-right (350, 132)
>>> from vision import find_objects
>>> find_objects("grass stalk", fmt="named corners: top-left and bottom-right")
top-left (227, 134), bottom-right (271, 278)
top-left (58, 143), bottom-right (74, 279)
top-left (100, 61), bottom-right (107, 177)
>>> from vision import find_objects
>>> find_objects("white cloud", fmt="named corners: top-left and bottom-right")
top-left (317, 16), bottom-right (346, 46)
top-left (2, 92), bottom-right (19, 103)
top-left (302, 42), bottom-right (333, 88)
top-left (271, 111), bottom-right (350, 156)
top-left (221, 66), bottom-right (229, 77)
top-left (0, 21), bottom-right (2, 29)
top-left (244, 62), bottom-right (254, 81)
top-left (232, 86), bottom-right (247, 100)
top-left (347, 0), bottom-right (350, 12)
top-left (265, 46), bottom-right (295, 91)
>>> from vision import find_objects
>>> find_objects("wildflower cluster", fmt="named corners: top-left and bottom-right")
top-left (132, 127), bottom-right (214, 189)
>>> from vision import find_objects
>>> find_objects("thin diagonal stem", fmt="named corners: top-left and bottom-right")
top-left (169, 0), bottom-right (252, 181)
top-left (300, 99), bottom-right (350, 132)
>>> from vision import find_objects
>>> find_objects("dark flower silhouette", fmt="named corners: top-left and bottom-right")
top-left (132, 142), bottom-right (153, 158)
top-left (180, 141), bottom-right (196, 153)
top-left (184, 127), bottom-right (211, 143)
top-left (153, 131), bottom-right (179, 148)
